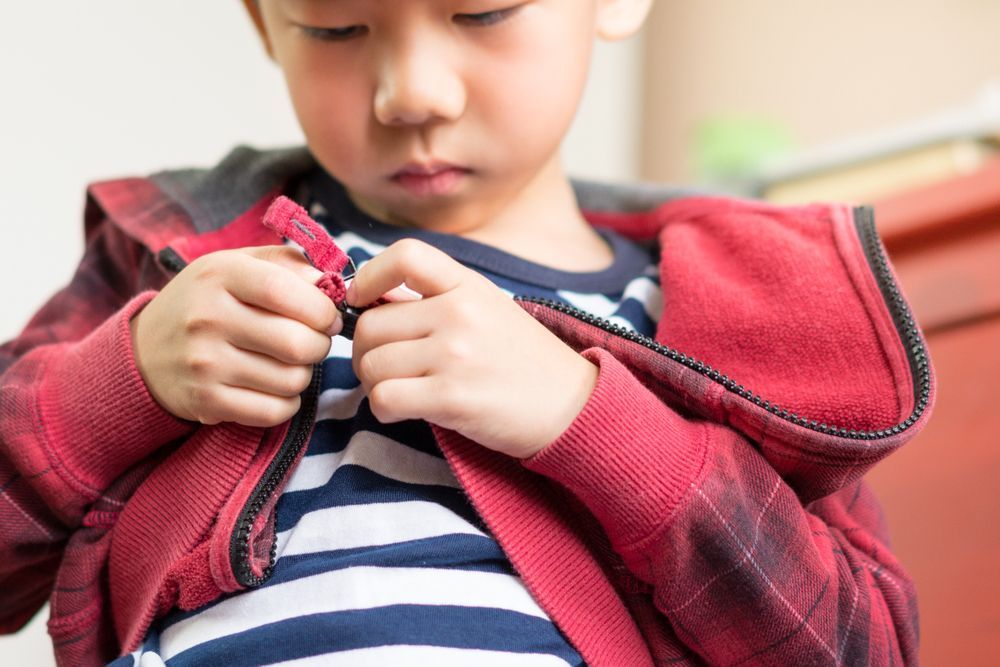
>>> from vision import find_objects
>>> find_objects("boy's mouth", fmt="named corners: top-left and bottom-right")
top-left (390, 162), bottom-right (471, 197)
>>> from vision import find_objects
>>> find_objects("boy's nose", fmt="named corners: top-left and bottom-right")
top-left (373, 45), bottom-right (466, 126)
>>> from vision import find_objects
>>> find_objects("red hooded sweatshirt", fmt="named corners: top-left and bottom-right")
top-left (0, 147), bottom-right (933, 666)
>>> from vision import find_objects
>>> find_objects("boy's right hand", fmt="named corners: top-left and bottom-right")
top-left (130, 246), bottom-right (342, 427)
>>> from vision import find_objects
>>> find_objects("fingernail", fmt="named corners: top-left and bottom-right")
top-left (346, 281), bottom-right (357, 305)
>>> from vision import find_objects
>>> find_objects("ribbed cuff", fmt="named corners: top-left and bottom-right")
top-left (522, 347), bottom-right (707, 548)
top-left (38, 291), bottom-right (196, 496)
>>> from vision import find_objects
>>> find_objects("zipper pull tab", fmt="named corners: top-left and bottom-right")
top-left (262, 196), bottom-right (351, 276)
top-left (262, 196), bottom-right (390, 340)
top-left (262, 194), bottom-right (352, 307)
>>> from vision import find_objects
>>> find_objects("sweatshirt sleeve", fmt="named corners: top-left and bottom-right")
top-left (0, 218), bottom-right (195, 633)
top-left (522, 347), bottom-right (918, 666)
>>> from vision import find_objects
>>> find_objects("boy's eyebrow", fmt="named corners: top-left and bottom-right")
top-left (281, 0), bottom-right (343, 6)
top-left (281, 0), bottom-right (348, 12)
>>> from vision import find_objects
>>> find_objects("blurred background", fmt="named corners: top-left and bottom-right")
top-left (2, 1), bottom-right (998, 665)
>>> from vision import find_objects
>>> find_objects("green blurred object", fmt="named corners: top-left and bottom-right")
top-left (694, 116), bottom-right (795, 189)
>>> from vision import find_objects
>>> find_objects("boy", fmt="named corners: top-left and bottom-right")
top-left (0, 0), bottom-right (932, 665)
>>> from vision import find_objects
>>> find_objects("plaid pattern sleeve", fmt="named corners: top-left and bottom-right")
top-left (0, 218), bottom-right (194, 633)
top-left (525, 348), bottom-right (919, 666)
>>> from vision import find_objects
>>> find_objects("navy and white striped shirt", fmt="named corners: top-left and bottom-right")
top-left (116, 172), bottom-right (662, 666)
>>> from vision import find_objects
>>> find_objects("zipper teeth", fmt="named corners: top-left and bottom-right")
top-left (231, 364), bottom-right (323, 587)
top-left (516, 206), bottom-right (930, 442)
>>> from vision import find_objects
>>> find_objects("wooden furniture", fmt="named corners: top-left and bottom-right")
top-left (866, 159), bottom-right (1000, 665)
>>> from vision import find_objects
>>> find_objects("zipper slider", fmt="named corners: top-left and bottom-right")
top-left (337, 255), bottom-right (362, 340)
top-left (335, 256), bottom-right (393, 340)
top-left (337, 302), bottom-right (364, 340)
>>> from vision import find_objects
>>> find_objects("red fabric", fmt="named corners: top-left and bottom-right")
top-left (648, 197), bottom-right (908, 435)
top-left (168, 190), bottom-right (283, 263)
top-left (522, 345), bottom-right (918, 665)
top-left (261, 196), bottom-right (352, 304)
top-left (0, 174), bottom-right (932, 667)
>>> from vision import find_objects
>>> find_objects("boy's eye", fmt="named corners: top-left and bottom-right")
top-left (454, 5), bottom-right (523, 27)
top-left (300, 25), bottom-right (368, 42)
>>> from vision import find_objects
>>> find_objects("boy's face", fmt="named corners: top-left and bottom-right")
top-left (247, 0), bottom-right (650, 233)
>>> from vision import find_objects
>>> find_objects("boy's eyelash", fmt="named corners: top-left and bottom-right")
top-left (298, 4), bottom-right (522, 41)
top-left (300, 25), bottom-right (368, 42)
top-left (454, 5), bottom-right (522, 27)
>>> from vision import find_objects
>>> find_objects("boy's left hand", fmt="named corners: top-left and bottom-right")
top-left (348, 239), bottom-right (598, 459)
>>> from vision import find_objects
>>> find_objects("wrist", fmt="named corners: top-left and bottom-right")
top-left (129, 303), bottom-right (171, 418)
top-left (517, 355), bottom-right (599, 459)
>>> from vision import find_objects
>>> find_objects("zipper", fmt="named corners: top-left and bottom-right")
top-left (157, 247), bottom-right (187, 275)
top-left (155, 245), bottom-right (328, 586)
top-left (230, 363), bottom-right (323, 587)
top-left (514, 206), bottom-right (931, 442)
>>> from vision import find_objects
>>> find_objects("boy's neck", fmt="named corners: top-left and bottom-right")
top-left (461, 155), bottom-right (614, 273)
top-left (350, 155), bottom-right (614, 273)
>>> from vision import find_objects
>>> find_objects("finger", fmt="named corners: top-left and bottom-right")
top-left (351, 299), bottom-right (434, 361)
top-left (224, 252), bottom-right (341, 334)
top-left (226, 300), bottom-right (333, 365)
top-left (194, 385), bottom-right (302, 428)
top-left (222, 346), bottom-right (315, 398)
top-left (347, 238), bottom-right (472, 306)
top-left (355, 338), bottom-right (437, 391)
top-left (367, 376), bottom-right (453, 425)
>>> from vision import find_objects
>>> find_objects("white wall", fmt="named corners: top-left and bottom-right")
top-left (0, 3), bottom-right (643, 664)
top-left (0, 3), bottom-right (643, 344)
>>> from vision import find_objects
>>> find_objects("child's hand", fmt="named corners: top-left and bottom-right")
top-left (349, 239), bottom-right (599, 459)
top-left (130, 246), bottom-right (342, 427)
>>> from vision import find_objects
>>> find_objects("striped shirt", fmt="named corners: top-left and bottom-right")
top-left (114, 171), bottom-right (662, 666)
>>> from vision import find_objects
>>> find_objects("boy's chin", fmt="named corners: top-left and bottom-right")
top-left (383, 204), bottom-right (487, 234)
top-left (351, 189), bottom-right (491, 234)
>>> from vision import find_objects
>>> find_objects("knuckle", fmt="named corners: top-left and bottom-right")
top-left (285, 395), bottom-right (303, 419)
top-left (280, 331), bottom-right (317, 364)
top-left (441, 335), bottom-right (470, 362)
top-left (261, 397), bottom-right (299, 425)
top-left (189, 384), bottom-right (222, 422)
top-left (259, 271), bottom-right (286, 308)
top-left (353, 310), bottom-right (374, 342)
top-left (393, 238), bottom-right (427, 270)
top-left (264, 246), bottom-right (309, 274)
top-left (181, 309), bottom-right (215, 336)
top-left (317, 332), bottom-right (333, 358)
top-left (185, 350), bottom-right (216, 378)
top-left (445, 295), bottom-right (478, 326)
top-left (300, 331), bottom-right (329, 362)
top-left (256, 245), bottom-right (286, 264)
top-left (367, 383), bottom-right (395, 422)
top-left (191, 251), bottom-right (232, 282)
top-left (357, 349), bottom-right (385, 384)
top-left (432, 387), bottom-right (462, 424)
top-left (282, 366), bottom-right (313, 396)
top-left (393, 237), bottom-right (425, 255)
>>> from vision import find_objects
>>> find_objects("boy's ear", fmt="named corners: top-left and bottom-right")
top-left (595, 0), bottom-right (654, 41)
top-left (242, 0), bottom-right (276, 60)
